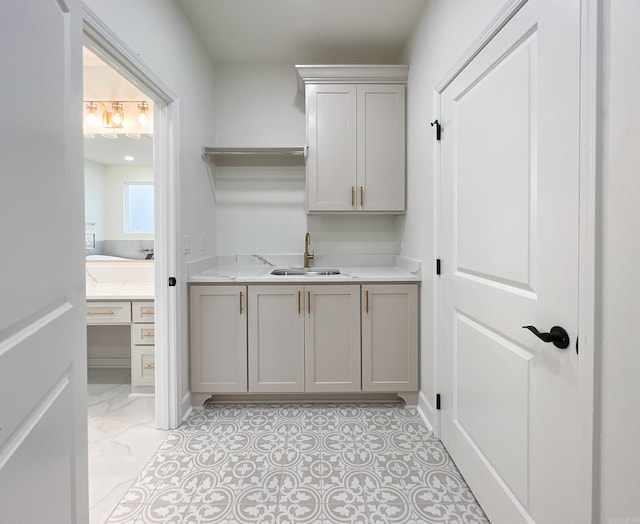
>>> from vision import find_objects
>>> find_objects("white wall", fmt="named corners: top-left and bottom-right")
top-left (103, 164), bottom-right (154, 240)
top-left (400, 0), bottom-right (506, 426)
top-left (213, 63), bottom-right (401, 256)
top-left (84, 160), bottom-right (106, 242)
top-left (598, 0), bottom-right (640, 520)
top-left (83, 0), bottom-right (218, 419)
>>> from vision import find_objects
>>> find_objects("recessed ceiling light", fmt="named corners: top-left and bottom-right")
top-left (124, 155), bottom-right (134, 162)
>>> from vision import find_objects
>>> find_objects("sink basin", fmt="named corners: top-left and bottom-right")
top-left (271, 268), bottom-right (341, 276)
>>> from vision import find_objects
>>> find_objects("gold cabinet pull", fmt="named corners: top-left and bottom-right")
top-left (240, 291), bottom-right (244, 314)
top-left (142, 332), bottom-right (155, 338)
top-left (144, 364), bottom-right (156, 369)
top-left (298, 290), bottom-right (301, 314)
top-left (365, 290), bottom-right (369, 313)
top-left (87, 310), bottom-right (114, 315)
top-left (351, 186), bottom-right (355, 207)
top-left (141, 309), bottom-right (154, 316)
top-left (307, 291), bottom-right (311, 315)
top-left (360, 186), bottom-right (364, 207)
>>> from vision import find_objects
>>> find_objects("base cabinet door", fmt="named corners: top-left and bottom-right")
top-left (305, 285), bottom-right (361, 392)
top-left (190, 285), bottom-right (247, 393)
top-left (248, 285), bottom-right (305, 392)
top-left (362, 284), bottom-right (418, 392)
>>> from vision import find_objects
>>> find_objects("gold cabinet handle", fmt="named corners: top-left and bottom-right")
top-left (298, 290), bottom-right (301, 315)
top-left (307, 291), bottom-right (311, 315)
top-left (144, 364), bottom-right (156, 369)
top-left (360, 186), bottom-right (364, 207)
top-left (87, 311), bottom-right (115, 315)
top-left (351, 186), bottom-right (355, 207)
top-left (141, 309), bottom-right (154, 316)
top-left (240, 291), bottom-right (244, 314)
top-left (365, 290), bottom-right (369, 314)
top-left (142, 332), bottom-right (155, 337)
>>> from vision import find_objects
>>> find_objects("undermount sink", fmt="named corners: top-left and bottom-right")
top-left (271, 268), bottom-right (341, 276)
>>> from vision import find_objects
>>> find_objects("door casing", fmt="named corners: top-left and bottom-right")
top-left (82, 5), bottom-right (181, 429)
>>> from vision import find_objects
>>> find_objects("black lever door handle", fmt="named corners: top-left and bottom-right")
top-left (522, 325), bottom-right (570, 349)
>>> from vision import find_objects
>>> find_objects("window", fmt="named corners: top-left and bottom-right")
top-left (124, 183), bottom-right (154, 233)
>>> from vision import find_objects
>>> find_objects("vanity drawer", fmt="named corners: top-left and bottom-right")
top-left (133, 301), bottom-right (155, 323)
top-left (131, 346), bottom-right (155, 387)
top-left (132, 324), bottom-right (155, 345)
top-left (86, 301), bottom-right (131, 325)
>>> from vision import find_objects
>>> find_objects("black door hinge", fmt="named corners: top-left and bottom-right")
top-left (436, 394), bottom-right (441, 410)
top-left (168, 277), bottom-right (177, 287)
top-left (430, 119), bottom-right (441, 141)
top-left (576, 336), bottom-right (579, 355)
top-left (436, 259), bottom-right (441, 275)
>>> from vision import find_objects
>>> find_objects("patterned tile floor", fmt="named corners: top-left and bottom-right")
top-left (105, 402), bottom-right (488, 524)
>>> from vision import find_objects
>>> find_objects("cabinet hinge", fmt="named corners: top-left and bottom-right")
top-left (436, 259), bottom-right (441, 275)
top-left (430, 119), bottom-right (441, 141)
top-left (436, 394), bottom-right (441, 410)
top-left (168, 277), bottom-right (177, 287)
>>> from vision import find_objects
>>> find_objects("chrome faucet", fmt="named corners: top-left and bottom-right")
top-left (303, 232), bottom-right (315, 268)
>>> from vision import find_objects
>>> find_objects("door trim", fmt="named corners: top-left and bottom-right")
top-left (432, 0), bottom-right (597, 521)
top-left (82, 5), bottom-right (181, 430)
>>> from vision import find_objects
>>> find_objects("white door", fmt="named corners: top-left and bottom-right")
top-left (0, 1), bottom-right (87, 523)
top-left (439, 1), bottom-right (581, 523)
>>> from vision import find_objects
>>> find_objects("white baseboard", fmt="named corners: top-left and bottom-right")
top-left (417, 390), bottom-right (438, 435)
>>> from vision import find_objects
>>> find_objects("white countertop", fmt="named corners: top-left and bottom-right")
top-left (86, 283), bottom-right (155, 300)
top-left (188, 255), bottom-right (422, 284)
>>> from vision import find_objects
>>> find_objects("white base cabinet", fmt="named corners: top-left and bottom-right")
top-left (190, 285), bottom-right (247, 393)
top-left (190, 282), bottom-right (418, 397)
top-left (362, 284), bottom-right (418, 392)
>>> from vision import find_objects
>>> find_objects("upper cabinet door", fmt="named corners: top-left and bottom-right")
top-left (356, 85), bottom-right (406, 212)
top-left (306, 84), bottom-right (357, 212)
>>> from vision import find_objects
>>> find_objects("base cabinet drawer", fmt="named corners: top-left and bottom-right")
top-left (86, 301), bottom-right (131, 325)
top-left (133, 301), bottom-right (155, 323)
top-left (132, 324), bottom-right (155, 345)
top-left (131, 346), bottom-right (155, 387)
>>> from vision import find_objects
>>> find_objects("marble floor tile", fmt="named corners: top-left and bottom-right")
top-left (88, 368), bottom-right (166, 524)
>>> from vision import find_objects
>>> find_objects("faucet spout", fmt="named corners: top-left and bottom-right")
top-left (303, 232), bottom-right (315, 268)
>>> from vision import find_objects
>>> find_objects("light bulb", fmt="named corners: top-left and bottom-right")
top-left (85, 102), bottom-right (99, 129)
top-left (137, 102), bottom-right (149, 127)
top-left (111, 102), bottom-right (124, 126)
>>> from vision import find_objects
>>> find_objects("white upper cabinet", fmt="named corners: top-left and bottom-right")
top-left (297, 65), bottom-right (408, 214)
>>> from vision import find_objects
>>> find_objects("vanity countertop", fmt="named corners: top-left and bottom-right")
top-left (86, 282), bottom-right (155, 300)
top-left (188, 255), bottom-right (422, 284)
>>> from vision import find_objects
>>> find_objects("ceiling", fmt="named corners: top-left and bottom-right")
top-left (83, 1), bottom-right (427, 164)
top-left (177, 0), bottom-right (427, 64)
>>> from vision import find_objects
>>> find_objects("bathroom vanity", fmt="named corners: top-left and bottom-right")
top-left (86, 259), bottom-right (155, 394)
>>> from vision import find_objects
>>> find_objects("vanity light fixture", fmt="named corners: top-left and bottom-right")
top-left (83, 100), bottom-right (153, 137)
top-left (124, 155), bottom-right (134, 162)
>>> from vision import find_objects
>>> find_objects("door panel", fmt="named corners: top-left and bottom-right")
top-left (439, 1), bottom-right (580, 523)
top-left (357, 84), bottom-right (405, 212)
top-left (307, 84), bottom-right (356, 211)
top-left (0, 0), bottom-right (86, 522)
top-left (248, 286), bottom-right (304, 392)
top-left (305, 285), bottom-right (361, 392)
